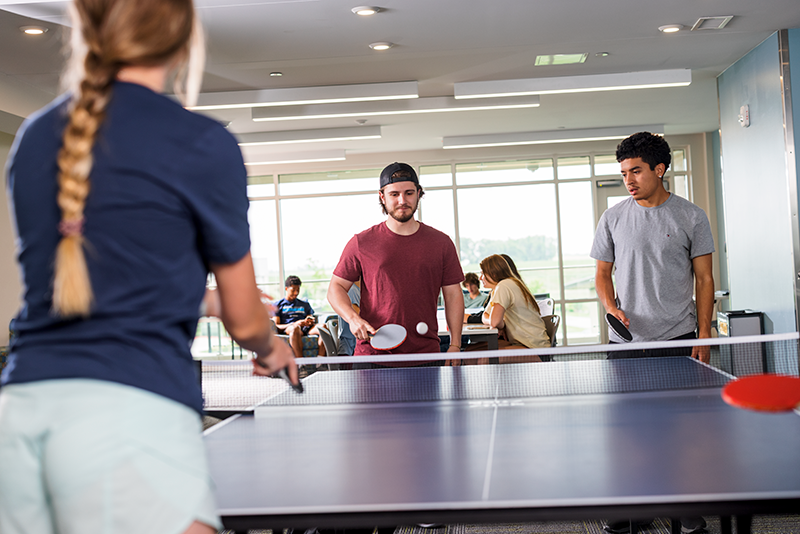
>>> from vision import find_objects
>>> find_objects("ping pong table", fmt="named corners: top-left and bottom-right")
top-left (203, 352), bottom-right (800, 534)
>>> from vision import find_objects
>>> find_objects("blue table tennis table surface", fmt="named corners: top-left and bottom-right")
top-left (203, 357), bottom-right (800, 532)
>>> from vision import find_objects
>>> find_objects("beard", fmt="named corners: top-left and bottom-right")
top-left (388, 201), bottom-right (418, 223)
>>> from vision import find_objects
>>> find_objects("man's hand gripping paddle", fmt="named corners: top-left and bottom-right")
top-left (605, 313), bottom-right (633, 342)
top-left (370, 324), bottom-right (407, 350)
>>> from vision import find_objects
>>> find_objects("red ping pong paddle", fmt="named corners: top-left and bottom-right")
top-left (370, 324), bottom-right (407, 350)
top-left (722, 374), bottom-right (800, 412)
top-left (605, 313), bottom-right (633, 342)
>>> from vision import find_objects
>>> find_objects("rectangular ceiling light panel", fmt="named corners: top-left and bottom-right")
top-left (443, 125), bottom-right (664, 150)
top-left (252, 95), bottom-right (540, 122)
top-left (454, 69), bottom-right (691, 99)
top-left (191, 81), bottom-right (419, 111)
top-left (236, 126), bottom-right (381, 146)
top-left (243, 150), bottom-right (346, 166)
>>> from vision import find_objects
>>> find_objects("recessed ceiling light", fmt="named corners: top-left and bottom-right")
top-left (534, 53), bottom-right (588, 66)
top-left (369, 42), bottom-right (394, 51)
top-left (270, 72), bottom-right (283, 77)
top-left (20, 26), bottom-right (47, 35)
top-left (352, 6), bottom-right (381, 16)
top-left (658, 24), bottom-right (684, 33)
top-left (596, 52), bottom-right (610, 58)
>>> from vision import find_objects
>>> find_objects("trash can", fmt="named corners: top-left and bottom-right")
top-left (716, 310), bottom-right (765, 375)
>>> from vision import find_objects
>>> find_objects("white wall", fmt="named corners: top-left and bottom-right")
top-left (718, 32), bottom-right (797, 334)
top-left (0, 131), bottom-right (21, 345)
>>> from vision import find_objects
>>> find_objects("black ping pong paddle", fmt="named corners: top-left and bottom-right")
top-left (277, 366), bottom-right (304, 393)
top-left (254, 359), bottom-right (304, 393)
top-left (605, 313), bottom-right (633, 342)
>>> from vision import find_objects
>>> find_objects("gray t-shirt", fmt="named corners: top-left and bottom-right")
top-left (590, 194), bottom-right (715, 342)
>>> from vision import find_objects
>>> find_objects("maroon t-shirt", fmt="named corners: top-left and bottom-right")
top-left (334, 222), bottom-right (464, 355)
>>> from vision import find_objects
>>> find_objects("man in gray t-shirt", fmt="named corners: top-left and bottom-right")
top-left (590, 132), bottom-right (715, 362)
top-left (591, 134), bottom-right (715, 534)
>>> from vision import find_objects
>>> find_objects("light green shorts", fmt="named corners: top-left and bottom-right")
top-left (0, 379), bottom-right (221, 534)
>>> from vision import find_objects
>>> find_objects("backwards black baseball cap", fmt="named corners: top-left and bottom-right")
top-left (379, 162), bottom-right (419, 188)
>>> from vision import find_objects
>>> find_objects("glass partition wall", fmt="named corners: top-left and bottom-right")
top-left (233, 149), bottom-right (691, 347)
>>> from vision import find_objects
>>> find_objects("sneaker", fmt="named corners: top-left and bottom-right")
top-left (680, 516), bottom-right (707, 534)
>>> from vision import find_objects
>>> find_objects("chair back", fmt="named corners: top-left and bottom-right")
top-left (325, 316), bottom-right (340, 349)
top-left (541, 314), bottom-right (560, 347)
top-left (536, 298), bottom-right (554, 316)
top-left (316, 324), bottom-right (337, 356)
top-left (316, 324), bottom-right (340, 370)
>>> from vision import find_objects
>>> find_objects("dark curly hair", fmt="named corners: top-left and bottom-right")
top-left (463, 272), bottom-right (480, 288)
top-left (284, 275), bottom-right (302, 288)
top-left (616, 132), bottom-right (671, 172)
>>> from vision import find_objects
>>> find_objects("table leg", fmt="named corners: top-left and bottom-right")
top-left (670, 518), bottom-right (681, 534)
top-left (720, 516), bottom-right (732, 534)
top-left (629, 519), bottom-right (638, 534)
top-left (487, 333), bottom-right (498, 350)
top-left (736, 515), bottom-right (752, 534)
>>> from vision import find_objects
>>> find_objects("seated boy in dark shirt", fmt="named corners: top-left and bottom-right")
top-left (273, 275), bottom-right (324, 358)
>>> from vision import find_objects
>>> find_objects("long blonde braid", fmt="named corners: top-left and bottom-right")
top-left (52, 0), bottom-right (202, 317)
top-left (53, 27), bottom-right (115, 317)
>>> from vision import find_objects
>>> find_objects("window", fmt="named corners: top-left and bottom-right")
top-left (455, 159), bottom-right (553, 186)
top-left (557, 156), bottom-right (591, 179)
top-left (223, 148), bottom-right (706, 351)
top-left (559, 181), bottom-right (595, 301)
top-left (279, 193), bottom-right (384, 312)
top-left (419, 189), bottom-right (456, 243)
top-left (248, 199), bottom-right (281, 294)
top-left (671, 148), bottom-right (690, 200)
top-left (593, 154), bottom-right (619, 176)
top-left (194, 144), bottom-right (702, 359)
top-left (279, 168), bottom-right (379, 195)
top-left (457, 182), bottom-right (558, 300)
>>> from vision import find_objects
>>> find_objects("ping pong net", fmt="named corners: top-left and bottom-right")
top-left (198, 332), bottom-right (799, 414)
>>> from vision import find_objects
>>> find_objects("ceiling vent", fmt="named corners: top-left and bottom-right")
top-left (691, 16), bottom-right (733, 31)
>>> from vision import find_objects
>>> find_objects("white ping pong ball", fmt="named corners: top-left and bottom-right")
top-left (416, 322), bottom-right (428, 335)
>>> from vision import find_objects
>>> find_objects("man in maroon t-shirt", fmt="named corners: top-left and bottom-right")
top-left (327, 162), bottom-right (464, 357)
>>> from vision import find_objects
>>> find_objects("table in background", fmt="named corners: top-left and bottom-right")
top-left (438, 322), bottom-right (499, 350)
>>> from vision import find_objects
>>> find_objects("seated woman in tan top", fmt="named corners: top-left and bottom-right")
top-left (480, 254), bottom-right (550, 363)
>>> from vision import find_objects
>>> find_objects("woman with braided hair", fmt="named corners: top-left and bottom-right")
top-left (0, 0), bottom-right (296, 532)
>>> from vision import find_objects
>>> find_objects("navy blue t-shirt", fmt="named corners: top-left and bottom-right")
top-left (3, 82), bottom-right (251, 413)
top-left (274, 298), bottom-right (314, 325)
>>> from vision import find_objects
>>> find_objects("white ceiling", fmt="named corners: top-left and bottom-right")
top-left (1, 0), bottom-right (800, 165)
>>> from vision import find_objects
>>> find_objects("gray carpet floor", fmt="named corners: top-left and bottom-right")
top-left (220, 514), bottom-right (800, 534)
